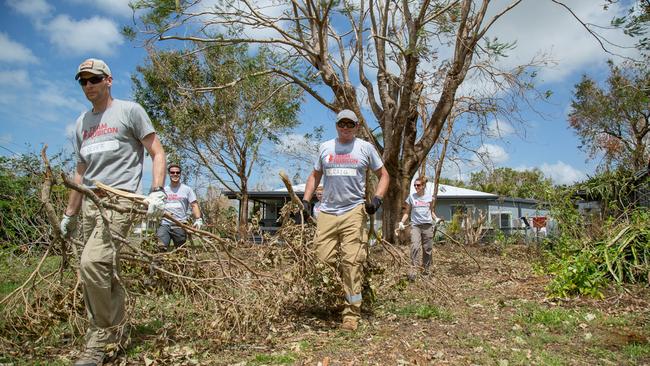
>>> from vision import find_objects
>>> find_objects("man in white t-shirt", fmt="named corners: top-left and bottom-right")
top-left (302, 109), bottom-right (390, 331)
top-left (59, 58), bottom-right (167, 366)
top-left (312, 186), bottom-right (324, 220)
top-left (156, 164), bottom-right (203, 250)
top-left (398, 177), bottom-right (441, 281)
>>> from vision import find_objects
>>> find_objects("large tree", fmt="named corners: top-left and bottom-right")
top-left (133, 44), bottom-right (302, 235)
top-left (569, 60), bottom-right (650, 172)
top-left (129, 0), bottom-right (548, 241)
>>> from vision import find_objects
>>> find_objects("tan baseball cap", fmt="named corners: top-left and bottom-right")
top-left (75, 58), bottom-right (112, 80)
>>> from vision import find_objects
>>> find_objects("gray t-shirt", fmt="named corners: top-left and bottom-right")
top-left (74, 99), bottom-right (155, 193)
top-left (162, 183), bottom-right (197, 224)
top-left (314, 138), bottom-right (384, 215)
top-left (406, 192), bottom-right (433, 225)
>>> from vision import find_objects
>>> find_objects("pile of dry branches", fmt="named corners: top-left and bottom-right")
top-left (0, 148), bottom-right (470, 361)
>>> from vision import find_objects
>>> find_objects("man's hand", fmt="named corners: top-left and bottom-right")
top-left (144, 191), bottom-right (166, 220)
top-left (398, 221), bottom-right (406, 231)
top-left (60, 214), bottom-right (77, 237)
top-left (365, 196), bottom-right (383, 215)
top-left (193, 218), bottom-right (203, 230)
top-left (301, 199), bottom-right (312, 219)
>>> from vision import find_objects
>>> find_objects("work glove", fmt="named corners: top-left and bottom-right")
top-left (398, 221), bottom-right (406, 231)
top-left (434, 217), bottom-right (442, 225)
top-left (364, 196), bottom-right (383, 215)
top-left (60, 214), bottom-right (77, 237)
top-left (301, 199), bottom-right (312, 219)
top-left (193, 218), bottom-right (203, 230)
top-left (144, 190), bottom-right (166, 220)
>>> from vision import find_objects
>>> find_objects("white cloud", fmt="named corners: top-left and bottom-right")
top-left (276, 133), bottom-right (320, 162)
top-left (0, 33), bottom-right (38, 64)
top-left (539, 161), bottom-right (586, 185)
top-left (486, 119), bottom-right (514, 138)
top-left (486, 0), bottom-right (639, 83)
top-left (44, 15), bottom-right (123, 56)
top-left (36, 86), bottom-right (86, 112)
top-left (66, 0), bottom-right (134, 18)
top-left (6, 0), bottom-right (53, 19)
top-left (476, 143), bottom-right (509, 165)
top-left (65, 123), bottom-right (76, 139)
top-left (0, 69), bottom-right (30, 87)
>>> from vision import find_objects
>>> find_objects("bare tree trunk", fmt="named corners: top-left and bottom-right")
top-left (239, 191), bottom-right (249, 238)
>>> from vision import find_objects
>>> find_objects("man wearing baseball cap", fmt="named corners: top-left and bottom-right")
top-left (60, 58), bottom-right (167, 365)
top-left (302, 108), bottom-right (389, 331)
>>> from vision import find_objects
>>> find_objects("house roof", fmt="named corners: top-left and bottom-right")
top-left (266, 182), bottom-right (497, 199)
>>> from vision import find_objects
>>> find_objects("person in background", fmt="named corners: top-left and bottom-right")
top-left (156, 164), bottom-right (203, 250)
top-left (312, 185), bottom-right (324, 220)
top-left (59, 58), bottom-right (166, 366)
top-left (302, 109), bottom-right (390, 331)
top-left (398, 177), bottom-right (441, 281)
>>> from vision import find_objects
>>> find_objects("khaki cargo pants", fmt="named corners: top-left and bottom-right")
top-left (314, 204), bottom-right (368, 321)
top-left (80, 196), bottom-right (133, 349)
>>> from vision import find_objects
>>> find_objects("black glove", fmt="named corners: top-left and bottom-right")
top-left (301, 199), bottom-right (313, 219)
top-left (365, 196), bottom-right (383, 215)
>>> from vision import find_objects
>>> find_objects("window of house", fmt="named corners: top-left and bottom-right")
top-left (490, 212), bottom-right (512, 228)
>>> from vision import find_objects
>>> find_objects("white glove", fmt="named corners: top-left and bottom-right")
top-left (398, 221), bottom-right (406, 231)
top-left (60, 214), bottom-right (77, 237)
top-left (193, 218), bottom-right (203, 230)
top-left (144, 191), bottom-right (166, 220)
top-left (434, 217), bottom-right (442, 224)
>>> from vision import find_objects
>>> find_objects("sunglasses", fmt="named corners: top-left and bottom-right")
top-left (78, 76), bottom-right (105, 86)
top-left (169, 171), bottom-right (181, 175)
top-left (336, 120), bottom-right (357, 129)
top-left (414, 184), bottom-right (422, 187)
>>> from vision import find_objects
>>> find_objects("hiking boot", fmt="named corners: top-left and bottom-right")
top-left (341, 317), bottom-right (358, 331)
top-left (74, 347), bottom-right (105, 366)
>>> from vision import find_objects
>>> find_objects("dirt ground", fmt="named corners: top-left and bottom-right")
top-left (10, 241), bottom-right (645, 365)
top-left (110, 242), bottom-right (650, 366)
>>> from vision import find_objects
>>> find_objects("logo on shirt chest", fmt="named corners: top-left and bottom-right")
top-left (82, 123), bottom-right (118, 141)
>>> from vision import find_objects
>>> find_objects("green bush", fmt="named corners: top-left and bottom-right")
top-left (0, 152), bottom-right (69, 250)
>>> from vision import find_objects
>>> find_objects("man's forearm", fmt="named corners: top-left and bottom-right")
top-left (151, 153), bottom-right (166, 188)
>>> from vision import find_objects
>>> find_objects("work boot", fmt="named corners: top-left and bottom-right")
top-left (74, 347), bottom-right (105, 366)
top-left (341, 317), bottom-right (358, 331)
top-left (407, 271), bottom-right (416, 282)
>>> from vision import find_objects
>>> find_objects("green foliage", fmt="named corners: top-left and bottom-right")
top-left (568, 60), bottom-right (650, 171)
top-left (133, 43), bottom-right (302, 189)
top-left (467, 167), bottom-right (553, 200)
top-left (0, 152), bottom-right (69, 249)
top-left (543, 168), bottom-right (650, 298)
top-left (249, 352), bottom-right (297, 365)
top-left (392, 303), bottom-right (453, 321)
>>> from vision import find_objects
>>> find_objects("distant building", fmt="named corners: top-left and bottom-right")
top-left (223, 182), bottom-right (551, 238)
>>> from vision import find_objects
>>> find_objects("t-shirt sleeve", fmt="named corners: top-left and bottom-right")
top-left (405, 194), bottom-right (411, 206)
top-left (188, 187), bottom-right (197, 203)
top-left (367, 143), bottom-right (384, 171)
top-left (313, 143), bottom-right (325, 172)
top-left (129, 103), bottom-right (156, 140)
top-left (73, 116), bottom-right (85, 165)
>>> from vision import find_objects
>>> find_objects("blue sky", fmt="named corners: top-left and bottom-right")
top-left (0, 0), bottom-right (641, 190)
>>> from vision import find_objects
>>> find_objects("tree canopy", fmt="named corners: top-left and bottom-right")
top-left (132, 43), bottom-right (302, 231)
top-left (569, 60), bottom-right (650, 172)
top-left (467, 167), bottom-right (553, 200)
